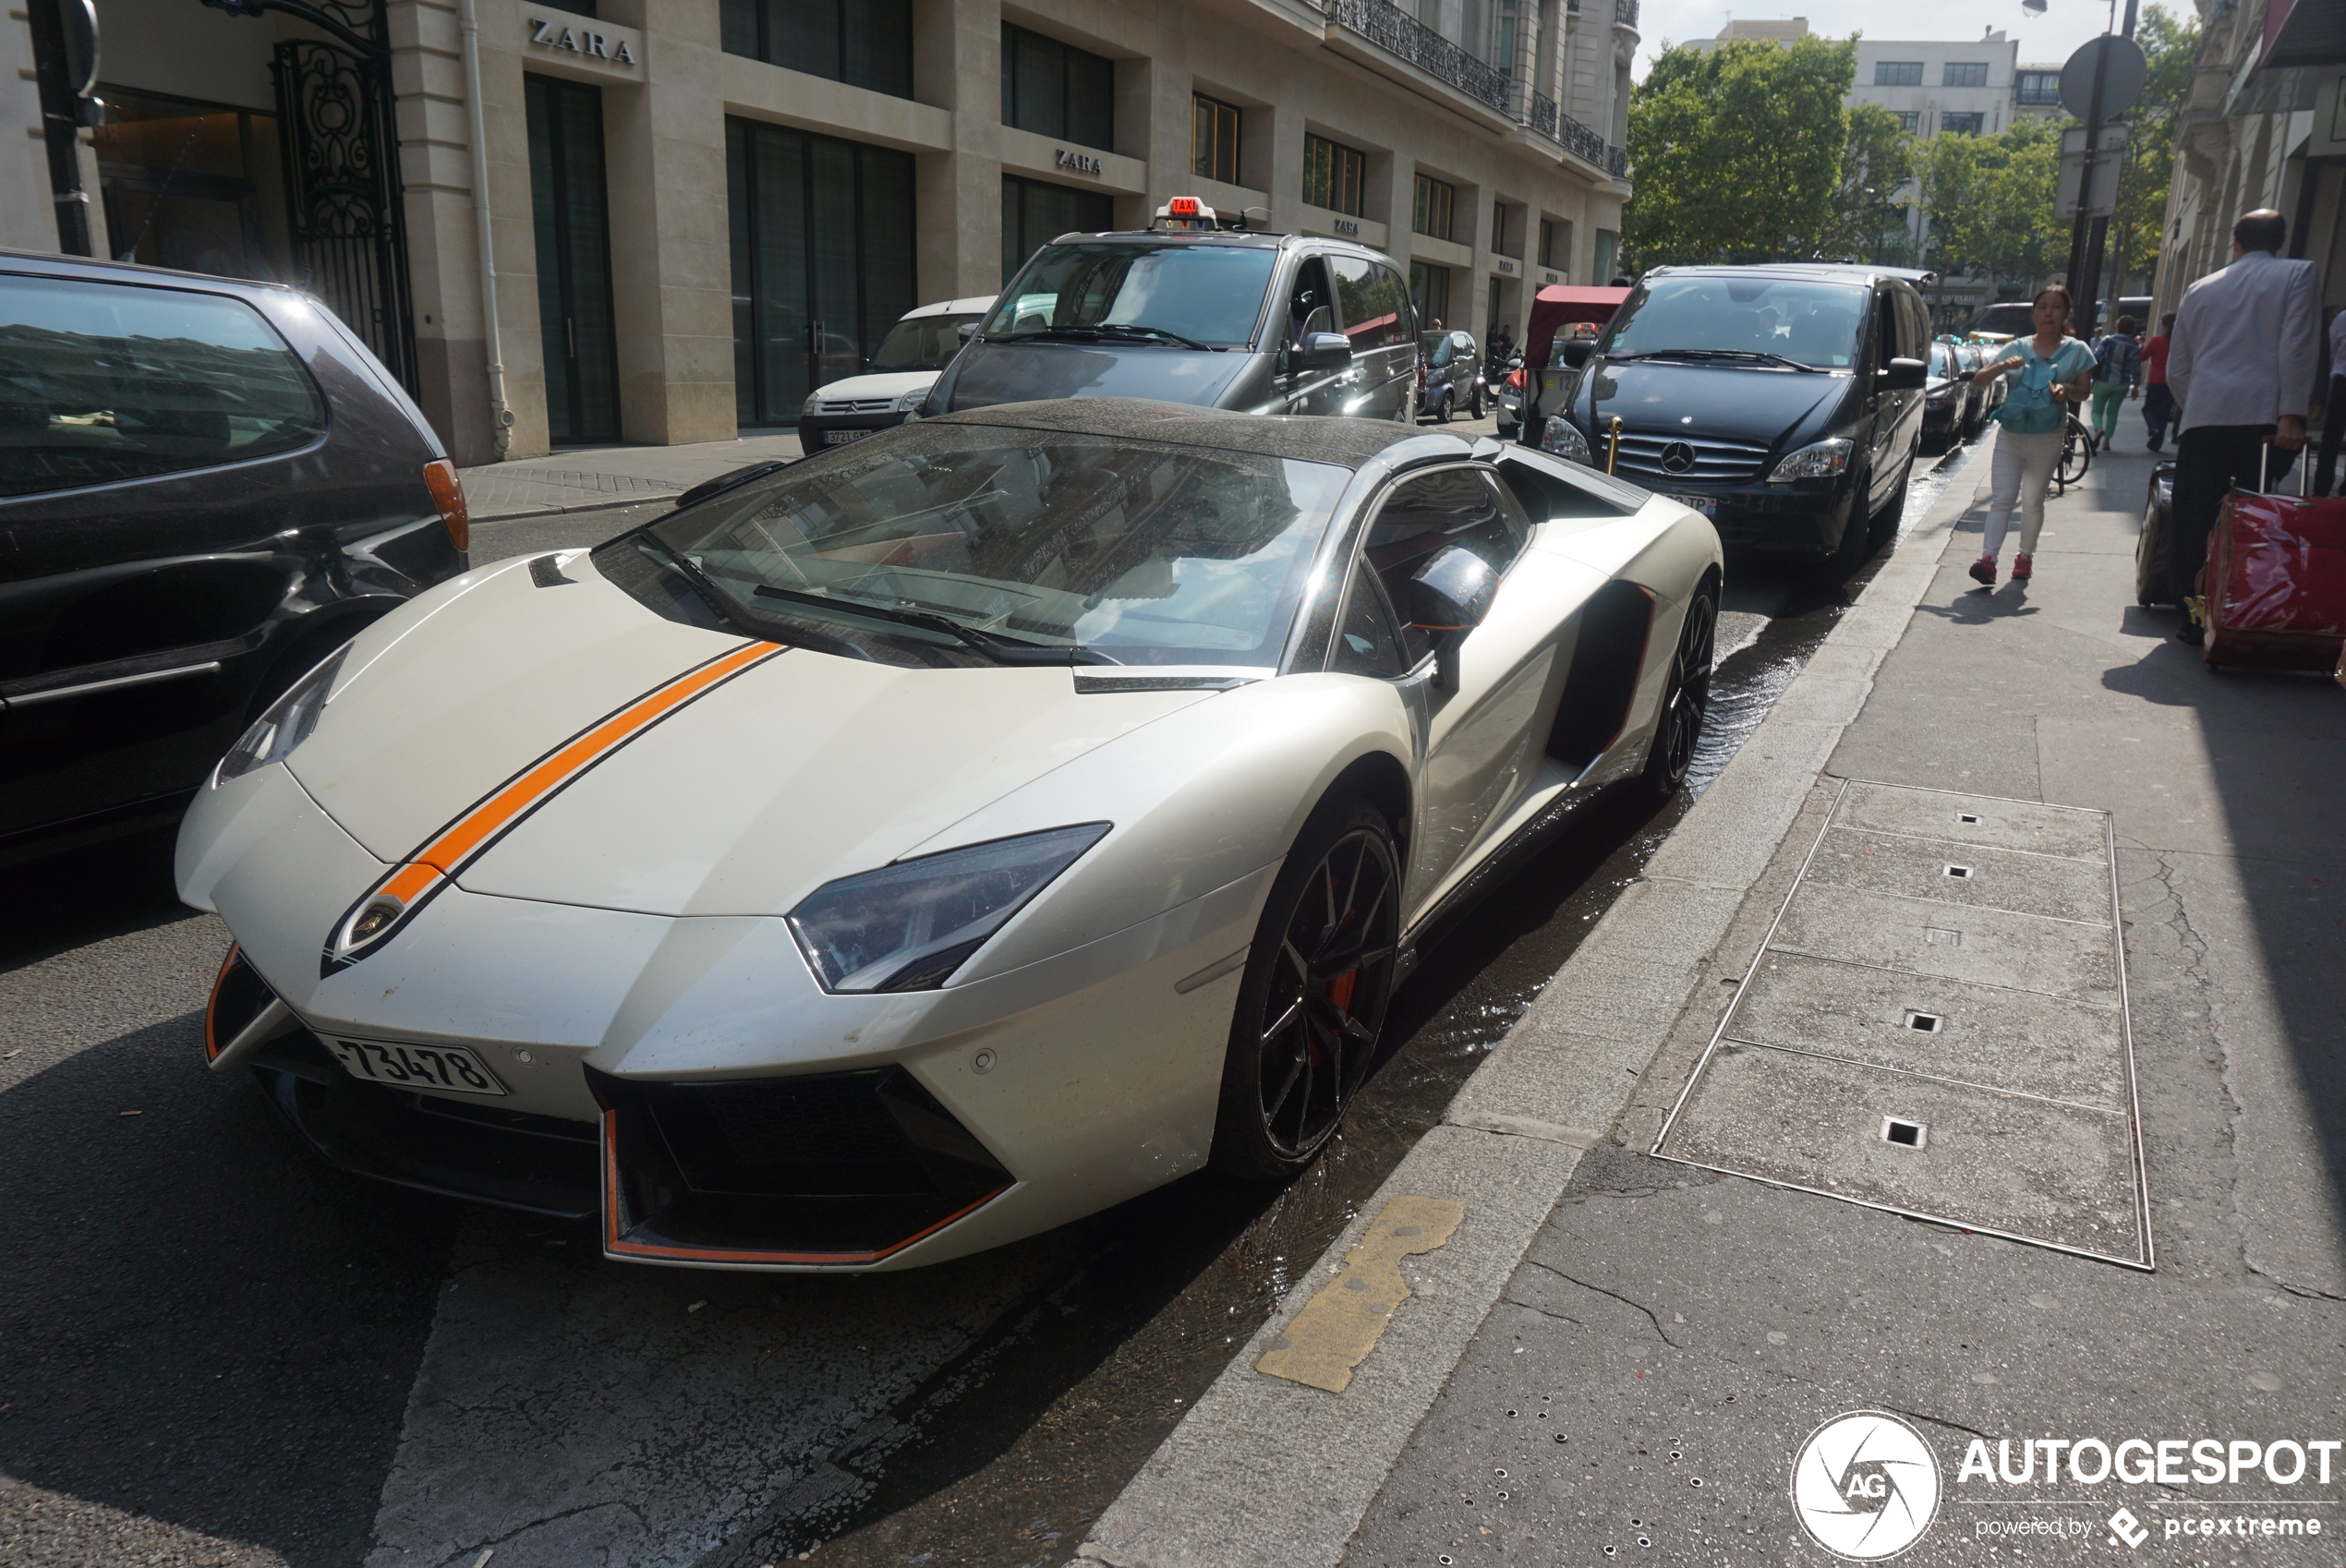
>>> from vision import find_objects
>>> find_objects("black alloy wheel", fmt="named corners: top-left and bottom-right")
top-left (1211, 797), bottom-right (1401, 1178)
top-left (1640, 585), bottom-right (1717, 799)
top-left (1469, 384), bottom-right (1485, 420)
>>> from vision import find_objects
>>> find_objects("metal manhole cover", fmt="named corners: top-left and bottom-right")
top-left (1651, 778), bottom-right (2152, 1269)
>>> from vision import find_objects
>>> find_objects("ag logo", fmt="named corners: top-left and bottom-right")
top-left (1791, 1411), bottom-right (1941, 1560)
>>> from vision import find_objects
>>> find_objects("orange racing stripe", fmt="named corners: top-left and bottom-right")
top-left (324, 641), bottom-right (785, 971)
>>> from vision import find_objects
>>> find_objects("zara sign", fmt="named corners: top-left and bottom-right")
top-left (529, 18), bottom-right (637, 65)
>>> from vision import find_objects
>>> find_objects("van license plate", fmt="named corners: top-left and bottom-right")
top-left (1671, 492), bottom-right (1717, 519)
top-left (822, 429), bottom-right (871, 445)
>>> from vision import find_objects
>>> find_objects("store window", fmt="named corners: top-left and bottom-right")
top-left (1539, 217), bottom-right (1564, 271)
top-left (1303, 133), bottom-right (1366, 217)
top-left (1409, 260), bottom-right (1450, 327)
top-left (728, 117), bottom-right (917, 428)
top-left (1413, 174), bottom-right (1455, 242)
top-left (720, 0), bottom-right (913, 97)
top-left (1491, 202), bottom-right (1508, 254)
top-left (1002, 23), bottom-right (1115, 150)
top-left (94, 88), bottom-right (288, 283)
top-left (1192, 93), bottom-right (1241, 185)
top-left (1593, 229), bottom-right (1616, 283)
top-left (1000, 175), bottom-right (1117, 287)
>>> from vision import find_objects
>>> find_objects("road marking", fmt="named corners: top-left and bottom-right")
top-left (1254, 1195), bottom-right (1465, 1393)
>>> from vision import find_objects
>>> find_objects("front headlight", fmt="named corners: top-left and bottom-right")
top-left (787, 823), bottom-right (1110, 993)
top-left (1768, 438), bottom-right (1855, 484)
top-left (215, 645), bottom-right (348, 785)
top-left (893, 389), bottom-right (928, 413)
top-left (1540, 417), bottom-right (1592, 464)
top-left (801, 393), bottom-right (822, 416)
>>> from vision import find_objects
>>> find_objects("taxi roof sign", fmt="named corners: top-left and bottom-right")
top-left (1168, 196), bottom-right (1202, 216)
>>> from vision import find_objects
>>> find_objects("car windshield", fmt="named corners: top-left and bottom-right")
top-left (868, 314), bottom-right (979, 373)
top-left (1601, 276), bottom-right (1868, 368)
top-left (986, 244), bottom-right (1277, 348)
top-left (1971, 304), bottom-right (2037, 337)
top-left (647, 422), bottom-right (1350, 666)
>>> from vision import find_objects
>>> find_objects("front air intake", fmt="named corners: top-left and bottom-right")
top-left (587, 1066), bottom-right (1011, 1265)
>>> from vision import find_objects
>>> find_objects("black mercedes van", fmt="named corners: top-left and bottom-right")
top-left (1538, 264), bottom-right (1931, 567)
top-left (922, 207), bottom-right (1422, 424)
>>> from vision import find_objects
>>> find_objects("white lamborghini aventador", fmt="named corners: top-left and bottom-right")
top-left (180, 398), bottom-right (1721, 1271)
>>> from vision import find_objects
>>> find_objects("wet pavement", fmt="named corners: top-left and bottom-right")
top-left (0, 439), bottom-right (1981, 1568)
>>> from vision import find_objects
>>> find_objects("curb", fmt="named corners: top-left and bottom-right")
top-left (1070, 438), bottom-right (1997, 1568)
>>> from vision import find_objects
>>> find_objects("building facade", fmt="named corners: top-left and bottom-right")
top-left (4, 0), bottom-right (1635, 464)
top-left (1690, 19), bottom-right (2020, 140)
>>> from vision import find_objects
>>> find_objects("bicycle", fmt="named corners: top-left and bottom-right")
top-left (2053, 410), bottom-right (2093, 492)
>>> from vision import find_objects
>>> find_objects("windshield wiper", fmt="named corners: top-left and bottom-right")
top-left (999, 324), bottom-right (1212, 351)
top-left (1628, 348), bottom-right (1823, 371)
top-left (751, 583), bottom-right (1117, 667)
top-left (1090, 323), bottom-right (1211, 350)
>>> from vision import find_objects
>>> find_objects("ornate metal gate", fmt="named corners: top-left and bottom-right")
top-left (267, 1), bottom-right (416, 390)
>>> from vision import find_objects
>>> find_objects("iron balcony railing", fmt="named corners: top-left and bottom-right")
top-left (1324, 0), bottom-right (1513, 114)
top-left (1324, 0), bottom-right (1630, 178)
top-left (1614, 0), bottom-right (1639, 27)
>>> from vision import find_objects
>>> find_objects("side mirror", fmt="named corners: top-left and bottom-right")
top-left (1405, 545), bottom-right (1499, 691)
top-left (1880, 356), bottom-right (1927, 391)
top-left (957, 321), bottom-right (979, 342)
top-left (1298, 331), bottom-right (1354, 374)
top-left (1561, 339), bottom-right (1595, 369)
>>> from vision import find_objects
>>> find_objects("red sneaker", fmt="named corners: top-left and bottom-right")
top-left (2012, 552), bottom-right (2033, 581)
top-left (1969, 556), bottom-right (1997, 585)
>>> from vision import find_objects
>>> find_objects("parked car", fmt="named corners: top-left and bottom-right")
top-left (1965, 300), bottom-right (2037, 342)
top-left (922, 199), bottom-right (1421, 424)
top-left (1920, 341), bottom-right (1968, 453)
top-left (1515, 284), bottom-right (1631, 447)
top-left (797, 295), bottom-right (995, 453)
top-left (1538, 263), bottom-right (1932, 569)
top-left (0, 248), bottom-right (469, 867)
top-left (179, 397), bottom-right (1722, 1271)
top-left (1418, 329), bottom-right (1486, 422)
top-left (1955, 341), bottom-right (2001, 437)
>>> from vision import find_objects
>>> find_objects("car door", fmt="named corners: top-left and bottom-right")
top-left (1335, 464), bottom-right (1565, 919)
top-left (1330, 256), bottom-right (1417, 421)
top-left (1273, 254), bottom-right (1347, 416)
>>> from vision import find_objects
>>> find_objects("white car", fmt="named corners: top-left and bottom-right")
top-left (796, 295), bottom-right (994, 452)
top-left (181, 399), bottom-right (1722, 1272)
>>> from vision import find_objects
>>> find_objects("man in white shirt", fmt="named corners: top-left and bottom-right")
top-left (2165, 210), bottom-right (2321, 645)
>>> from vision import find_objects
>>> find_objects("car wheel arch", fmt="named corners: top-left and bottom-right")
top-left (1322, 750), bottom-right (1413, 867)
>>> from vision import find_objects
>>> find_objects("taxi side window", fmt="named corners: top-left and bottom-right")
top-left (1364, 466), bottom-right (1529, 667)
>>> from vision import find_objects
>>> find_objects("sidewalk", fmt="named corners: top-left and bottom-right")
top-left (1076, 438), bottom-right (2346, 1566)
top-left (455, 431), bottom-right (804, 523)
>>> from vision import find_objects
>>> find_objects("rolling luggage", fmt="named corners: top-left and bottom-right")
top-left (2200, 462), bottom-right (2346, 671)
top-left (2136, 460), bottom-right (2177, 606)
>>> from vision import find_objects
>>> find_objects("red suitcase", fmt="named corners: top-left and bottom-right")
top-left (2201, 485), bottom-right (2346, 672)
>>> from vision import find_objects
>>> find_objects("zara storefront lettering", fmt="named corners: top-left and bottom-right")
top-left (529, 18), bottom-right (637, 65)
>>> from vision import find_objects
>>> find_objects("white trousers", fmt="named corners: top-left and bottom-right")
top-left (1982, 428), bottom-right (2063, 559)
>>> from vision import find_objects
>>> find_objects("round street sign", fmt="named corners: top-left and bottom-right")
top-left (2061, 34), bottom-right (2148, 120)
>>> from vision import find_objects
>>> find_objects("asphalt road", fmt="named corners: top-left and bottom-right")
top-left (0, 433), bottom-right (1983, 1568)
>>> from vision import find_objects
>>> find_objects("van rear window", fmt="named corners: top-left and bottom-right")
top-left (0, 273), bottom-right (324, 498)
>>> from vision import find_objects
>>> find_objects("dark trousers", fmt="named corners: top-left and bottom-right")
top-left (2142, 383), bottom-right (2175, 448)
top-left (2171, 424), bottom-right (2277, 598)
top-left (2318, 375), bottom-right (2346, 497)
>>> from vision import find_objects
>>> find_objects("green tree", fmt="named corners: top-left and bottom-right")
top-left (1623, 36), bottom-right (1856, 269)
top-left (2108, 5), bottom-right (2201, 303)
top-left (1822, 103), bottom-right (1918, 264)
top-left (1912, 115), bottom-right (2066, 295)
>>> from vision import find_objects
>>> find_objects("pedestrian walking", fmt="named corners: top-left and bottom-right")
top-left (2165, 209), bottom-right (2320, 645)
top-left (2315, 306), bottom-right (2346, 496)
top-left (2141, 313), bottom-right (2177, 452)
top-left (1967, 285), bottom-right (2096, 586)
top-left (2089, 316), bottom-right (2142, 452)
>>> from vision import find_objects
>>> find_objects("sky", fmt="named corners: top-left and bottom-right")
top-left (1631, 0), bottom-right (2144, 78)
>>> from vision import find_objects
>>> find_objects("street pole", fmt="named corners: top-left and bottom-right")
top-left (2072, 0), bottom-right (2142, 339)
top-left (24, 0), bottom-right (93, 255)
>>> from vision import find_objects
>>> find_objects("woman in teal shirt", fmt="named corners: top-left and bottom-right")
top-left (1967, 287), bottom-right (2097, 585)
